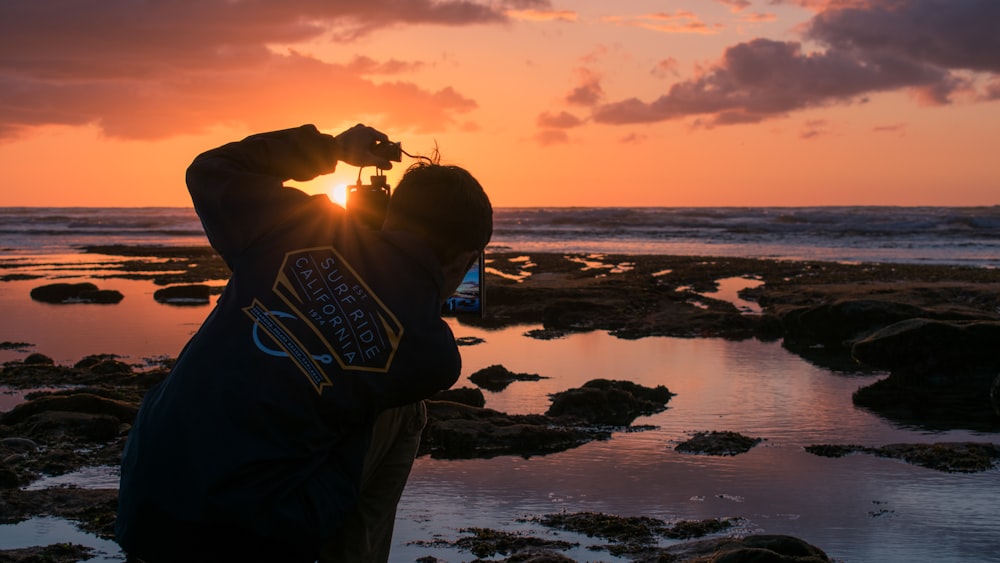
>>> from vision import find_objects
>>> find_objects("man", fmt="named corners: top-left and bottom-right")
top-left (116, 123), bottom-right (492, 562)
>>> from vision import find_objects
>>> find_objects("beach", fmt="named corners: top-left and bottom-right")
top-left (1, 209), bottom-right (1000, 562)
top-left (0, 240), bottom-right (1000, 561)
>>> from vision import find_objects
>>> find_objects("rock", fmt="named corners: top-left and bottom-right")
top-left (546, 379), bottom-right (674, 426)
top-left (852, 319), bottom-right (1000, 374)
top-left (21, 411), bottom-right (122, 442)
top-left (430, 387), bottom-right (485, 407)
top-left (676, 431), bottom-right (763, 456)
top-left (469, 364), bottom-right (545, 392)
top-left (153, 284), bottom-right (211, 305)
top-left (850, 319), bottom-right (1000, 431)
top-left (0, 437), bottom-right (39, 453)
top-left (420, 400), bottom-right (606, 460)
top-left (1, 392), bottom-right (139, 425)
top-left (29, 282), bottom-right (123, 304)
top-left (21, 353), bottom-right (53, 365)
top-left (662, 534), bottom-right (831, 563)
top-left (805, 442), bottom-right (1000, 473)
top-left (779, 299), bottom-right (993, 353)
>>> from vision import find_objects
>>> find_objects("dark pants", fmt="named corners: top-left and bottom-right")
top-left (321, 400), bottom-right (427, 563)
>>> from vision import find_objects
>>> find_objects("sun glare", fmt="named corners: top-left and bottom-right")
top-left (330, 183), bottom-right (348, 208)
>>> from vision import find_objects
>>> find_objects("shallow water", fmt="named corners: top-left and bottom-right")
top-left (390, 324), bottom-right (999, 562)
top-left (1, 269), bottom-right (998, 562)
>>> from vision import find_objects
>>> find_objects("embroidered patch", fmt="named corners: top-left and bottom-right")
top-left (244, 246), bottom-right (404, 393)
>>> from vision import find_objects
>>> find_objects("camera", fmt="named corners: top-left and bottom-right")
top-left (345, 140), bottom-right (402, 230)
top-left (371, 140), bottom-right (402, 163)
top-left (346, 175), bottom-right (390, 231)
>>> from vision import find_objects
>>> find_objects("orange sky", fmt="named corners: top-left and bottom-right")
top-left (1, 0), bottom-right (998, 207)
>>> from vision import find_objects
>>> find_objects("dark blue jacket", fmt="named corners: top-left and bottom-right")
top-left (116, 125), bottom-right (461, 562)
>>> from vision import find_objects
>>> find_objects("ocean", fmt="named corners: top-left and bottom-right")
top-left (2, 205), bottom-right (1000, 267)
top-left (1, 206), bottom-right (999, 562)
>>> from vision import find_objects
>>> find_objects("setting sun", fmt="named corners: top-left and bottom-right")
top-left (329, 182), bottom-right (348, 208)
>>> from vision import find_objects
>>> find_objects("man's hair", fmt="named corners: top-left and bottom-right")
top-left (384, 162), bottom-right (492, 261)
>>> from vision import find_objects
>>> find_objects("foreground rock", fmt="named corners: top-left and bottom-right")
top-left (417, 511), bottom-right (830, 563)
top-left (421, 378), bottom-right (673, 459)
top-left (546, 379), bottom-right (674, 426)
top-left (29, 282), bottom-right (123, 304)
top-left (153, 284), bottom-right (211, 305)
top-left (675, 431), bottom-right (763, 456)
top-left (468, 364), bottom-right (546, 392)
top-left (851, 319), bottom-right (1000, 431)
top-left (805, 442), bottom-right (1000, 473)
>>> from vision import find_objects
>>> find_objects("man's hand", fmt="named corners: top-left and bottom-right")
top-left (333, 124), bottom-right (394, 170)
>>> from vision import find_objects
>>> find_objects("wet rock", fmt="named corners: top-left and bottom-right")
top-left (153, 284), bottom-right (211, 305)
top-left (661, 534), bottom-right (832, 563)
top-left (0, 438), bottom-right (39, 453)
top-left (29, 282), bottom-right (123, 304)
top-left (1, 393), bottom-right (139, 426)
top-left (420, 401), bottom-right (607, 460)
top-left (779, 299), bottom-right (933, 349)
top-left (429, 387), bottom-right (485, 407)
top-left (21, 353), bottom-right (53, 366)
top-left (469, 364), bottom-right (545, 392)
top-left (412, 527), bottom-right (578, 560)
top-left (546, 379), bottom-right (674, 426)
top-left (850, 319), bottom-right (1000, 431)
top-left (0, 487), bottom-right (119, 539)
top-left (852, 319), bottom-right (1000, 374)
top-left (0, 543), bottom-right (96, 562)
top-left (805, 442), bottom-right (1000, 473)
top-left (675, 431), bottom-right (763, 456)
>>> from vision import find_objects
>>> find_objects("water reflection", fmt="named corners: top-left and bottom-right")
top-left (1, 281), bottom-right (997, 562)
top-left (394, 322), bottom-right (999, 563)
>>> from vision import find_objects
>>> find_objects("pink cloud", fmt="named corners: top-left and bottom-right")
top-left (593, 0), bottom-right (999, 126)
top-left (536, 111), bottom-right (584, 128)
top-left (0, 0), bottom-right (534, 140)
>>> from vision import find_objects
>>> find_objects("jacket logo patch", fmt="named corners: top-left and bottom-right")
top-left (244, 246), bottom-right (404, 393)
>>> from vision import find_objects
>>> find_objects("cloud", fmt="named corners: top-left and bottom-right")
top-left (806, 0), bottom-right (1000, 74)
top-left (534, 129), bottom-right (570, 145)
top-left (592, 0), bottom-right (999, 127)
top-left (507, 9), bottom-right (577, 22)
top-left (566, 68), bottom-right (605, 106)
top-left (0, 0), bottom-right (526, 140)
top-left (718, 0), bottom-right (752, 11)
top-left (651, 58), bottom-right (681, 79)
top-left (536, 111), bottom-right (584, 128)
top-left (603, 11), bottom-right (724, 35)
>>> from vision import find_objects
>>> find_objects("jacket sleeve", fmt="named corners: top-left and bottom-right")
top-left (185, 124), bottom-right (340, 266)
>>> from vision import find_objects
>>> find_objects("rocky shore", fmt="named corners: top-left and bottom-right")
top-left (2, 245), bottom-right (999, 561)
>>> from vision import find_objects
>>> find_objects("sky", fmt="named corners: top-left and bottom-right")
top-left (1, 0), bottom-right (998, 207)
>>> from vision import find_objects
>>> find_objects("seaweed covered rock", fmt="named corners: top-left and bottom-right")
top-left (30, 282), bottom-right (123, 304)
top-left (851, 319), bottom-right (1000, 431)
top-left (805, 442), bottom-right (1000, 473)
top-left (429, 386), bottom-right (485, 407)
top-left (546, 379), bottom-right (674, 426)
top-left (153, 284), bottom-right (211, 305)
top-left (663, 534), bottom-right (831, 562)
top-left (420, 401), bottom-right (606, 460)
top-left (469, 364), bottom-right (545, 392)
top-left (675, 431), bottom-right (763, 456)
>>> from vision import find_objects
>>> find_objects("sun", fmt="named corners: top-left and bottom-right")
top-left (329, 183), bottom-right (348, 208)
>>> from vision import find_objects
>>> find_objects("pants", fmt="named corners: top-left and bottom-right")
top-left (320, 400), bottom-right (427, 563)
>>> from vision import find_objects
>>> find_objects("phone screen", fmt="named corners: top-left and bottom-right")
top-left (442, 253), bottom-right (484, 318)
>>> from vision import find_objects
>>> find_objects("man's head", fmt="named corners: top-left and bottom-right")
top-left (383, 162), bottom-right (492, 260)
top-left (383, 161), bottom-right (492, 299)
